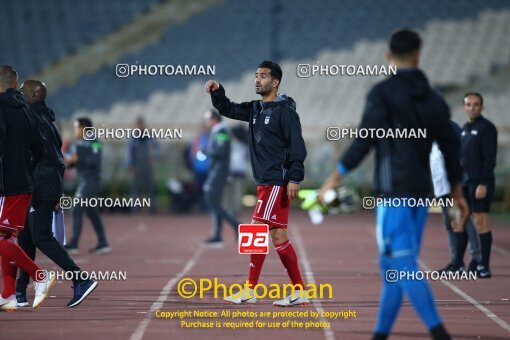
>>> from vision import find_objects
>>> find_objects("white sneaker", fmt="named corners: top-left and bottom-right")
top-left (33, 276), bottom-right (56, 308)
top-left (224, 287), bottom-right (256, 304)
top-left (0, 294), bottom-right (17, 311)
top-left (273, 291), bottom-right (310, 307)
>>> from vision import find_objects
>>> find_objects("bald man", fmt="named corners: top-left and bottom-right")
top-left (15, 80), bottom-right (97, 308)
top-left (0, 66), bottom-right (55, 310)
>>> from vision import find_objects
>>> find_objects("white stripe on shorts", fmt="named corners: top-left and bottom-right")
top-left (264, 186), bottom-right (280, 221)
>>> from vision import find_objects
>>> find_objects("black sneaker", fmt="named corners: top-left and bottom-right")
top-left (15, 292), bottom-right (29, 307)
top-left (476, 264), bottom-right (492, 279)
top-left (467, 260), bottom-right (479, 273)
top-left (67, 280), bottom-right (98, 307)
top-left (89, 245), bottom-right (112, 255)
top-left (203, 238), bottom-right (224, 248)
top-left (438, 263), bottom-right (464, 273)
top-left (64, 244), bottom-right (79, 254)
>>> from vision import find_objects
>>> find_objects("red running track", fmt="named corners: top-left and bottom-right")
top-left (0, 210), bottom-right (509, 340)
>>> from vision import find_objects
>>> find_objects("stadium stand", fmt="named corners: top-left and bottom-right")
top-left (35, 0), bottom-right (509, 128)
top-left (0, 0), bottom-right (160, 78)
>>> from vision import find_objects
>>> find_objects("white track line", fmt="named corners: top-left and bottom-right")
top-left (130, 245), bottom-right (205, 340)
top-left (291, 224), bottom-right (335, 340)
top-left (493, 245), bottom-right (510, 258)
top-left (419, 261), bottom-right (510, 334)
top-left (367, 224), bottom-right (510, 334)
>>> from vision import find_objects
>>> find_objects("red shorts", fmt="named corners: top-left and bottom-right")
top-left (0, 194), bottom-right (32, 233)
top-left (252, 185), bottom-right (289, 228)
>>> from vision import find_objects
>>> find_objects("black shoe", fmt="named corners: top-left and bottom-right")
top-left (89, 245), bottom-right (112, 255)
top-left (476, 264), bottom-right (492, 278)
top-left (438, 263), bottom-right (464, 273)
top-left (64, 244), bottom-right (79, 254)
top-left (467, 260), bottom-right (479, 273)
top-left (203, 238), bottom-right (224, 248)
top-left (67, 280), bottom-right (98, 307)
top-left (15, 292), bottom-right (29, 307)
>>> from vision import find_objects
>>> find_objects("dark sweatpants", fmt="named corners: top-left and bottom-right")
top-left (16, 200), bottom-right (82, 293)
top-left (68, 204), bottom-right (108, 248)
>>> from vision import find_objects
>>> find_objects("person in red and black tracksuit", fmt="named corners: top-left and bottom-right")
top-left (15, 80), bottom-right (97, 308)
top-left (0, 65), bottom-right (55, 310)
top-left (205, 61), bottom-right (309, 307)
top-left (458, 92), bottom-right (497, 278)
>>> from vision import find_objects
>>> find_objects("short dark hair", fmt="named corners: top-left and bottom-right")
top-left (258, 60), bottom-right (282, 83)
top-left (209, 108), bottom-right (222, 122)
top-left (76, 117), bottom-right (93, 128)
top-left (0, 65), bottom-right (18, 88)
top-left (389, 29), bottom-right (422, 57)
top-left (464, 92), bottom-right (484, 105)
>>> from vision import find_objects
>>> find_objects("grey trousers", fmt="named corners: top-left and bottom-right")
top-left (441, 207), bottom-right (481, 264)
top-left (203, 179), bottom-right (239, 241)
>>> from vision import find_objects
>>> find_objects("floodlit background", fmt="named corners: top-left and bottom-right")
top-left (1, 0), bottom-right (509, 211)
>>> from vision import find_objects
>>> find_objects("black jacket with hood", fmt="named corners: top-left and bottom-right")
top-left (340, 69), bottom-right (462, 198)
top-left (0, 88), bottom-right (46, 196)
top-left (31, 100), bottom-right (65, 201)
top-left (460, 115), bottom-right (497, 185)
top-left (211, 84), bottom-right (307, 186)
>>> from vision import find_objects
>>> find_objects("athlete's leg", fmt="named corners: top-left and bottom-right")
top-left (441, 207), bottom-right (456, 265)
top-left (85, 206), bottom-right (108, 247)
top-left (69, 205), bottom-right (85, 247)
top-left (473, 212), bottom-right (491, 268)
top-left (16, 216), bottom-right (36, 294)
top-left (405, 207), bottom-right (449, 338)
top-left (203, 180), bottom-right (227, 241)
top-left (271, 227), bottom-right (305, 289)
top-left (1, 255), bottom-right (17, 298)
top-left (218, 206), bottom-right (239, 233)
top-left (247, 219), bottom-right (267, 287)
top-left (0, 234), bottom-right (41, 282)
top-left (28, 201), bottom-right (83, 283)
top-left (452, 185), bottom-right (472, 268)
top-left (374, 206), bottom-right (404, 335)
top-left (374, 206), bottom-right (448, 338)
top-left (465, 218), bottom-right (481, 265)
top-left (374, 254), bottom-right (403, 335)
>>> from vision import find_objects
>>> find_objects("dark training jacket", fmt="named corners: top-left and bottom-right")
top-left (31, 100), bottom-right (65, 201)
top-left (211, 84), bottom-right (307, 186)
top-left (340, 69), bottom-right (462, 198)
top-left (71, 139), bottom-right (102, 197)
top-left (0, 88), bottom-right (46, 196)
top-left (460, 115), bottom-right (497, 185)
top-left (204, 122), bottom-right (231, 190)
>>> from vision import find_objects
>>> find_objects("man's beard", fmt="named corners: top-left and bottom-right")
top-left (256, 86), bottom-right (271, 96)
